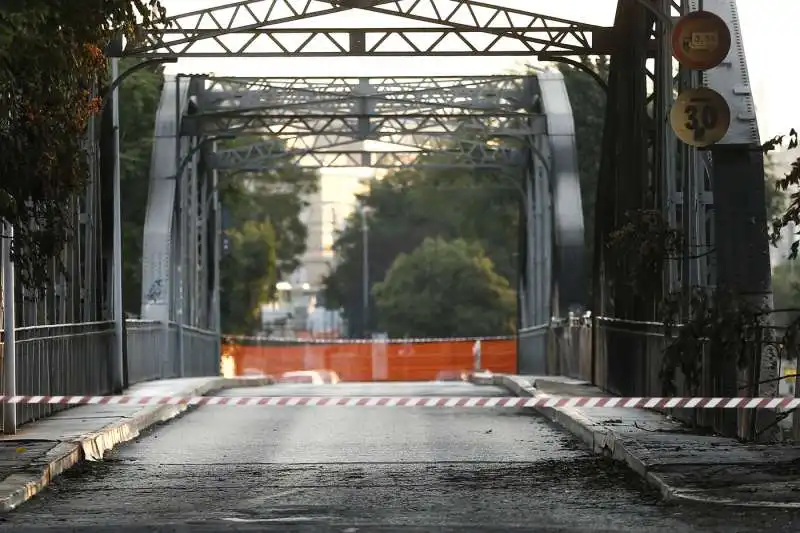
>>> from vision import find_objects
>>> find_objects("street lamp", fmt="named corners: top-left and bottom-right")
top-left (107, 32), bottom-right (177, 392)
top-left (357, 202), bottom-right (374, 337)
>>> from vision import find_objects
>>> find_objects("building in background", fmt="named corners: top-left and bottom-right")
top-left (261, 169), bottom-right (373, 337)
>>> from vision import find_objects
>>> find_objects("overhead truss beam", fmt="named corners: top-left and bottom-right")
top-left (184, 73), bottom-right (540, 170)
top-left (127, 0), bottom-right (610, 57)
top-left (186, 75), bottom-right (544, 138)
top-left (196, 75), bottom-right (536, 114)
top-left (209, 143), bottom-right (522, 169)
top-left (183, 113), bottom-right (544, 137)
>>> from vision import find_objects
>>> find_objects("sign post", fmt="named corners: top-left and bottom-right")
top-left (671, 10), bottom-right (731, 71)
top-left (669, 9), bottom-right (733, 149)
top-left (669, 87), bottom-right (731, 148)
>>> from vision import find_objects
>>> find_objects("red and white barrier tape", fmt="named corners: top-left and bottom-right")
top-left (0, 395), bottom-right (798, 409)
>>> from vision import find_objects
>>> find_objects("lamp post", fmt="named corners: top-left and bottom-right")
top-left (107, 33), bottom-right (177, 392)
top-left (358, 203), bottom-right (374, 337)
top-left (2, 223), bottom-right (15, 434)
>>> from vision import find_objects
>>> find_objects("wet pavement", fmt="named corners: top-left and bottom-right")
top-left (2, 382), bottom-right (800, 532)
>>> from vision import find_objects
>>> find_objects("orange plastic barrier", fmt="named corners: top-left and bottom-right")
top-left (222, 337), bottom-right (517, 381)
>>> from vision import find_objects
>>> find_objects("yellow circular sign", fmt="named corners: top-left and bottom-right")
top-left (671, 11), bottom-right (732, 70)
top-left (670, 87), bottom-right (730, 147)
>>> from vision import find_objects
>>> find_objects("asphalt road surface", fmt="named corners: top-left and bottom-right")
top-left (3, 381), bottom-right (800, 533)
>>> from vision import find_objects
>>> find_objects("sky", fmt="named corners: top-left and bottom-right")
top-left (155, 0), bottom-right (800, 253)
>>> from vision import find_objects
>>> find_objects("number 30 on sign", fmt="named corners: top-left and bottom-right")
top-left (669, 87), bottom-right (731, 148)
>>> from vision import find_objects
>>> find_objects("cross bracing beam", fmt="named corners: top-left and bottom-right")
top-left (127, 0), bottom-right (609, 58)
top-left (182, 111), bottom-right (546, 137)
top-left (200, 75), bottom-right (531, 96)
top-left (282, 133), bottom-right (488, 151)
top-left (215, 124), bottom-right (533, 158)
top-left (196, 76), bottom-right (536, 115)
top-left (208, 142), bottom-right (521, 169)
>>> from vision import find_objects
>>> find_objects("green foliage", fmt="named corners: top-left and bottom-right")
top-left (764, 152), bottom-right (787, 222)
top-left (767, 130), bottom-right (800, 255)
top-left (372, 237), bottom-right (516, 338)
top-left (639, 132), bottom-right (800, 399)
top-left (0, 0), bottom-right (166, 291)
top-left (118, 58), bottom-right (164, 315)
top-left (660, 288), bottom-right (766, 396)
top-left (220, 219), bottom-right (277, 335)
top-left (216, 139), bottom-right (318, 333)
top-left (218, 140), bottom-right (318, 278)
top-left (607, 209), bottom-right (683, 296)
top-left (323, 163), bottom-right (521, 337)
top-left (324, 66), bottom-right (607, 337)
top-left (772, 262), bottom-right (800, 327)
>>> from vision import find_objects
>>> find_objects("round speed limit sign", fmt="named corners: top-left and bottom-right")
top-left (670, 87), bottom-right (730, 147)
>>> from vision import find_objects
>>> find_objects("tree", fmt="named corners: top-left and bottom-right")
top-left (220, 219), bottom-right (277, 335)
top-left (771, 262), bottom-right (800, 327)
top-left (217, 140), bottom-right (319, 279)
top-left (764, 151), bottom-right (787, 222)
top-left (215, 139), bottom-right (319, 332)
top-left (324, 157), bottom-right (521, 337)
top-left (372, 237), bottom-right (515, 338)
top-left (0, 0), bottom-right (166, 290)
top-left (324, 67), bottom-right (607, 336)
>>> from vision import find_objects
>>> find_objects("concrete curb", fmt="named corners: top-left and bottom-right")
top-left (0, 376), bottom-right (273, 512)
top-left (487, 374), bottom-right (796, 508)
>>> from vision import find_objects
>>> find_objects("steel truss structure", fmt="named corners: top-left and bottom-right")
top-left (128, 0), bottom-right (611, 58)
top-left (124, 0), bottom-right (768, 395)
top-left (191, 75), bottom-right (543, 169)
top-left (139, 65), bottom-right (585, 372)
top-left (590, 0), bottom-right (775, 433)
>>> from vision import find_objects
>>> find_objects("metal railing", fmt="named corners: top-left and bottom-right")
top-left (177, 323), bottom-right (221, 378)
top-left (549, 315), bottom-right (799, 439)
top-left (0, 319), bottom-right (220, 432)
top-left (12, 321), bottom-right (114, 427)
top-left (126, 320), bottom-right (175, 383)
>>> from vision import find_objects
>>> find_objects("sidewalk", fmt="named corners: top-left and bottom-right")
top-left (0, 376), bottom-right (272, 512)
top-left (491, 374), bottom-right (800, 508)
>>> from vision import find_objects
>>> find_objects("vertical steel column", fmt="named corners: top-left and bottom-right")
top-left (188, 145), bottom-right (198, 327)
top-left (110, 58), bottom-right (125, 392)
top-left (83, 113), bottom-right (97, 323)
top-left (211, 146), bottom-right (222, 368)
top-left (537, 135), bottom-right (553, 324)
top-left (361, 206), bottom-right (369, 336)
top-left (198, 166), bottom-right (207, 328)
top-left (174, 75), bottom-right (185, 376)
top-left (357, 78), bottom-right (373, 165)
top-left (2, 223), bottom-right (16, 434)
top-left (528, 162), bottom-right (540, 326)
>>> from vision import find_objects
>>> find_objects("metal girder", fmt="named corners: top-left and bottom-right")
top-left (127, 0), bottom-right (609, 57)
top-left (183, 112), bottom-right (544, 137)
top-left (196, 75), bottom-right (536, 115)
top-left (185, 75), bottom-right (545, 142)
top-left (208, 140), bottom-right (521, 169)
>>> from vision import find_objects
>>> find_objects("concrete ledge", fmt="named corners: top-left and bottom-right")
top-left (0, 376), bottom-right (272, 512)
top-left (488, 374), bottom-right (782, 507)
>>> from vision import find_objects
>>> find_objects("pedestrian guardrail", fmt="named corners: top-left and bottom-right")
top-left (0, 320), bottom-right (220, 432)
